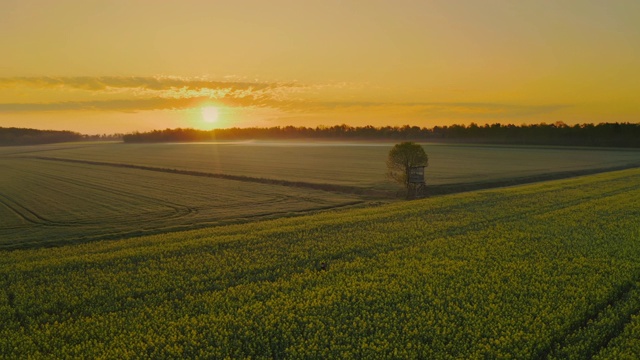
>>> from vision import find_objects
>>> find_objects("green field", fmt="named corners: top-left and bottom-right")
top-left (0, 156), bottom-right (361, 250)
top-left (1, 169), bottom-right (639, 358)
top-left (1, 141), bottom-right (639, 249)
top-left (5, 141), bottom-right (640, 190)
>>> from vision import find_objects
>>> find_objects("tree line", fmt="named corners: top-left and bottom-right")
top-left (123, 122), bottom-right (640, 148)
top-left (0, 127), bottom-right (122, 146)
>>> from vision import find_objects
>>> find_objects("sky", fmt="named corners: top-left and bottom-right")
top-left (1, 0), bottom-right (639, 134)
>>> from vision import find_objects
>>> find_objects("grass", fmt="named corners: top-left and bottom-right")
top-left (1, 169), bottom-right (639, 358)
top-left (10, 141), bottom-right (640, 190)
top-left (2, 141), bottom-right (639, 249)
top-left (0, 157), bottom-right (361, 250)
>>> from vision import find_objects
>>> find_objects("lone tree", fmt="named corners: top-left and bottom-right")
top-left (387, 142), bottom-right (429, 198)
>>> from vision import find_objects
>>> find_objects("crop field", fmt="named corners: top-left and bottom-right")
top-left (1, 168), bottom-right (640, 358)
top-left (6, 141), bottom-right (640, 190)
top-left (2, 141), bottom-right (639, 249)
top-left (0, 157), bottom-right (361, 249)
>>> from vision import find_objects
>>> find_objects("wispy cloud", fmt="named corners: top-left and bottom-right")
top-left (0, 97), bottom-right (208, 112)
top-left (0, 76), bottom-right (303, 105)
top-left (0, 97), bottom-right (568, 119)
top-left (0, 76), bottom-right (305, 113)
top-left (0, 97), bottom-right (301, 113)
top-left (0, 76), bottom-right (569, 119)
top-left (0, 76), bottom-right (300, 92)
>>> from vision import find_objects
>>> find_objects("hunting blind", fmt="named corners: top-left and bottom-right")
top-left (407, 166), bottom-right (427, 199)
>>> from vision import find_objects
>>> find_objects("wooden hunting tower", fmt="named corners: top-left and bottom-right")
top-left (407, 166), bottom-right (427, 199)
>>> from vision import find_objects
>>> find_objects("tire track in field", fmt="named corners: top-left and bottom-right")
top-left (427, 163), bottom-right (640, 196)
top-left (413, 179), bottom-right (640, 236)
top-left (11, 172), bottom-right (637, 328)
top-left (4, 159), bottom-right (196, 226)
top-left (13, 163), bottom-right (196, 225)
top-left (18, 156), bottom-right (358, 223)
top-left (0, 192), bottom-right (74, 227)
top-left (0, 193), bottom-right (42, 226)
top-left (0, 144), bottom-right (96, 157)
top-left (25, 156), bottom-right (640, 199)
top-left (538, 278), bottom-right (640, 359)
top-left (25, 156), bottom-right (381, 197)
top-left (50, 178), bottom-right (639, 323)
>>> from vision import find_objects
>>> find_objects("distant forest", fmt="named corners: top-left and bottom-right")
top-left (3, 123), bottom-right (639, 147)
top-left (123, 122), bottom-right (640, 148)
top-left (0, 127), bottom-right (121, 146)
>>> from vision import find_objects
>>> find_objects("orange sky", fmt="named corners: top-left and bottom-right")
top-left (1, 0), bottom-right (639, 134)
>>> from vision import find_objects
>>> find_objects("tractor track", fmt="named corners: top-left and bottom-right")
top-left (537, 279), bottom-right (640, 359)
top-left (11, 163), bottom-right (196, 225)
top-left (24, 156), bottom-right (640, 200)
top-left (0, 191), bottom-right (74, 227)
top-left (25, 156), bottom-right (380, 197)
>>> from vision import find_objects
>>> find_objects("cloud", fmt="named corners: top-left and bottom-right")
top-left (0, 96), bottom-right (303, 113)
top-left (0, 96), bottom-right (569, 120)
top-left (0, 76), bottom-right (305, 113)
top-left (0, 98), bottom-right (200, 113)
top-left (0, 76), bottom-right (300, 93)
top-left (0, 76), bottom-right (569, 119)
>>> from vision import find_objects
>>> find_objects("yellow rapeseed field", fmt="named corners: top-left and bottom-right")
top-left (1, 169), bottom-right (639, 358)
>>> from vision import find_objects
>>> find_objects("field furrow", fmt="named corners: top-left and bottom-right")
top-left (0, 194), bottom-right (41, 229)
top-left (545, 280), bottom-right (640, 359)
top-left (0, 192), bottom-right (44, 226)
top-left (0, 157), bottom-right (362, 249)
top-left (593, 311), bottom-right (640, 359)
top-left (17, 141), bottom-right (640, 190)
top-left (16, 163), bottom-right (197, 223)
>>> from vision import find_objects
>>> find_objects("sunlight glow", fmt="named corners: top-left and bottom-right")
top-left (201, 106), bottom-right (219, 124)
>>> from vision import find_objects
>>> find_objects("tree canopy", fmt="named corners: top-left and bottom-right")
top-left (386, 142), bottom-right (429, 189)
top-left (122, 123), bottom-right (640, 148)
top-left (0, 127), bottom-right (83, 146)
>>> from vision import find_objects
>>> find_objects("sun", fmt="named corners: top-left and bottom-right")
top-left (201, 106), bottom-right (219, 124)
